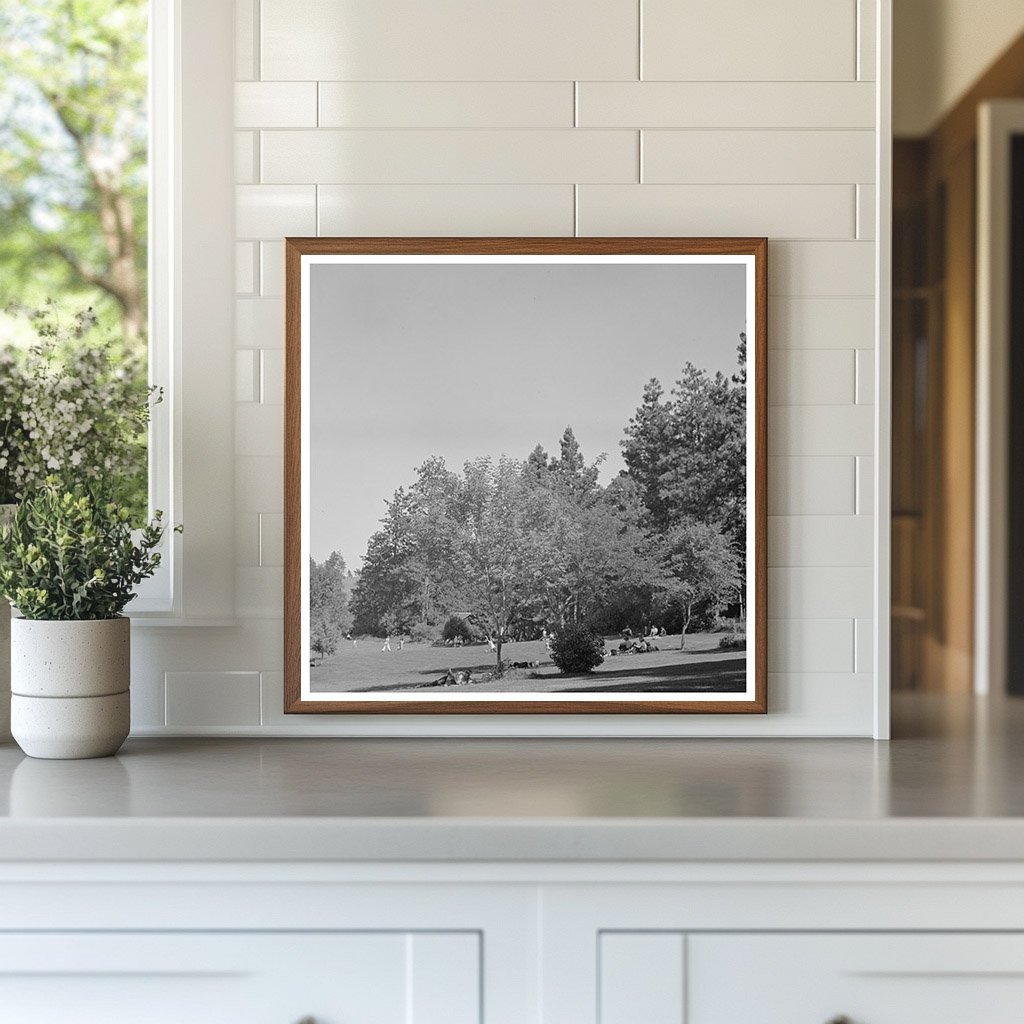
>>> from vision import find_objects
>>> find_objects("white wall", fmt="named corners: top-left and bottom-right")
top-left (894, 0), bottom-right (1024, 136)
top-left (131, 0), bottom-right (885, 737)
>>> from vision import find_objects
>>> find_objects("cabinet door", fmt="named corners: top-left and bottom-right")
top-left (0, 932), bottom-right (480, 1024)
top-left (689, 933), bottom-right (1024, 1024)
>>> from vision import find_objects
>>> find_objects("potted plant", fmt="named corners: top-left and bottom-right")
top-left (0, 302), bottom-right (157, 745)
top-left (0, 479), bottom-right (172, 759)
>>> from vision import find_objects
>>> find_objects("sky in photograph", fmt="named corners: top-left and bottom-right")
top-left (309, 261), bottom-right (746, 567)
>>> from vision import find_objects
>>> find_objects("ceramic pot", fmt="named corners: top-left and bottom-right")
top-left (10, 617), bottom-right (130, 759)
top-left (0, 502), bottom-right (15, 744)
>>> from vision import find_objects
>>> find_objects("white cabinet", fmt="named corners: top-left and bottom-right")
top-left (0, 932), bottom-right (480, 1024)
top-left (688, 934), bottom-right (1024, 1024)
top-left (4, 863), bottom-right (1024, 1023)
top-left (596, 933), bottom-right (1024, 1024)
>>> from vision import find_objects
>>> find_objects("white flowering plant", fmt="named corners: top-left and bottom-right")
top-left (0, 478), bottom-right (175, 620)
top-left (0, 302), bottom-right (157, 519)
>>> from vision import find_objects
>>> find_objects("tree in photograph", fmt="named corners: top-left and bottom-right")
top-left (620, 378), bottom-right (676, 528)
top-left (621, 336), bottom-right (747, 544)
top-left (540, 485), bottom-right (652, 630)
top-left (0, 0), bottom-right (149, 342)
top-left (349, 488), bottom-right (422, 635)
top-left (658, 519), bottom-right (742, 649)
top-left (445, 456), bottom-right (555, 672)
top-left (309, 551), bottom-right (352, 663)
top-left (548, 425), bottom-right (602, 502)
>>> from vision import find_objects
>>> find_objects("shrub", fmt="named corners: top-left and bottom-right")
top-left (550, 623), bottom-right (605, 674)
top-left (718, 633), bottom-right (746, 651)
top-left (408, 621), bottom-right (438, 644)
top-left (0, 478), bottom-right (175, 620)
top-left (441, 615), bottom-right (473, 644)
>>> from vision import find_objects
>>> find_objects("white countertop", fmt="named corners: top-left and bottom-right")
top-left (1, 693), bottom-right (1022, 862)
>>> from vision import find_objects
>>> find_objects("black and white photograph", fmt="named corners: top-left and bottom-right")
top-left (285, 239), bottom-right (766, 714)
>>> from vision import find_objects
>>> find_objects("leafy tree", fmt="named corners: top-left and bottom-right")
top-left (349, 488), bottom-right (422, 635)
top-left (0, 0), bottom-right (148, 342)
top-left (658, 519), bottom-right (742, 648)
top-left (523, 443), bottom-right (550, 485)
top-left (309, 551), bottom-right (351, 663)
top-left (621, 337), bottom-right (746, 544)
top-left (444, 456), bottom-right (556, 671)
top-left (548, 425), bottom-right (602, 499)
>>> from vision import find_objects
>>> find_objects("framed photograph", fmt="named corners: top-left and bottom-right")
top-left (284, 238), bottom-right (766, 714)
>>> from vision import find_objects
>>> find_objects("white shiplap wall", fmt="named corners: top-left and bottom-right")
top-left (133, 0), bottom-right (884, 737)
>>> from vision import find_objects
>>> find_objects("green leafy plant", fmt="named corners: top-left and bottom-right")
top-left (0, 478), bottom-right (175, 620)
top-left (0, 302), bottom-right (156, 517)
top-left (549, 623), bottom-right (605, 674)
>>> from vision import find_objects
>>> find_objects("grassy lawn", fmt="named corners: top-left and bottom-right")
top-left (310, 632), bottom-right (746, 694)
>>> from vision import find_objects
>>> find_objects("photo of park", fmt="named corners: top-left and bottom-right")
top-left (304, 258), bottom-right (753, 699)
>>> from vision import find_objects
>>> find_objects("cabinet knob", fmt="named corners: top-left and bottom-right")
top-left (294, 1018), bottom-right (316, 1024)
top-left (826, 1017), bottom-right (854, 1024)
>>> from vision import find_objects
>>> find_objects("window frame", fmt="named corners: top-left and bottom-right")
top-left (129, 0), bottom-right (236, 625)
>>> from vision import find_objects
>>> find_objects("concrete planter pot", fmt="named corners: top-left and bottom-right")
top-left (10, 617), bottom-right (130, 759)
top-left (0, 502), bottom-right (15, 744)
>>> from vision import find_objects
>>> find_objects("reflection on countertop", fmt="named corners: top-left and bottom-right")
top-left (0, 693), bottom-right (1021, 862)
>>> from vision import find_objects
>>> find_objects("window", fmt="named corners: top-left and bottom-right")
top-left (1, 0), bottom-right (236, 621)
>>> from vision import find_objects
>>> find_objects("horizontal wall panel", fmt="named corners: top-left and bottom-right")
top-left (856, 455), bottom-right (875, 515)
top-left (769, 405), bottom-right (874, 456)
top-left (235, 403), bottom-right (284, 457)
top-left (235, 349), bottom-right (259, 403)
top-left (260, 349), bottom-right (285, 404)
top-left (768, 350), bottom-right (856, 406)
top-left (857, 183), bottom-right (876, 239)
top-left (235, 242), bottom-right (255, 295)
top-left (235, 184), bottom-right (316, 237)
top-left (768, 241), bottom-right (874, 296)
top-left (236, 567), bottom-right (285, 618)
top-left (319, 82), bottom-right (573, 128)
top-left (768, 457), bottom-right (855, 515)
top-left (768, 618), bottom-right (856, 673)
top-left (236, 511), bottom-right (261, 567)
top-left (856, 348), bottom-right (875, 403)
top-left (577, 184), bottom-right (854, 238)
top-left (235, 82), bottom-right (317, 128)
top-left (642, 0), bottom-right (857, 81)
top-left (235, 456), bottom-right (284, 512)
top-left (770, 297), bottom-right (875, 349)
top-left (234, 131), bottom-right (256, 184)
top-left (855, 618), bottom-right (873, 673)
top-left (261, 130), bottom-right (638, 184)
top-left (764, 671), bottom-right (873, 728)
top-left (318, 184), bottom-right (575, 235)
top-left (599, 933), bottom-right (684, 1024)
top-left (235, 298), bottom-right (285, 350)
top-left (259, 513), bottom-right (285, 567)
top-left (859, 0), bottom-right (878, 81)
top-left (261, 0), bottom-right (638, 81)
top-left (768, 515), bottom-right (873, 567)
top-left (579, 82), bottom-right (874, 129)
top-left (136, 621), bottom-right (284, 678)
top-left (769, 567), bottom-right (874, 619)
top-left (643, 130), bottom-right (874, 185)
top-left (165, 672), bottom-right (262, 727)
top-left (235, 0), bottom-right (256, 80)
top-left (260, 241), bottom-right (285, 298)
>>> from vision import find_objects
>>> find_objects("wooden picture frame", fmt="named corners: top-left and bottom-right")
top-left (285, 238), bottom-right (767, 715)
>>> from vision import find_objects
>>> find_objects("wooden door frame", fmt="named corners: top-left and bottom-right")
top-left (975, 100), bottom-right (1024, 696)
